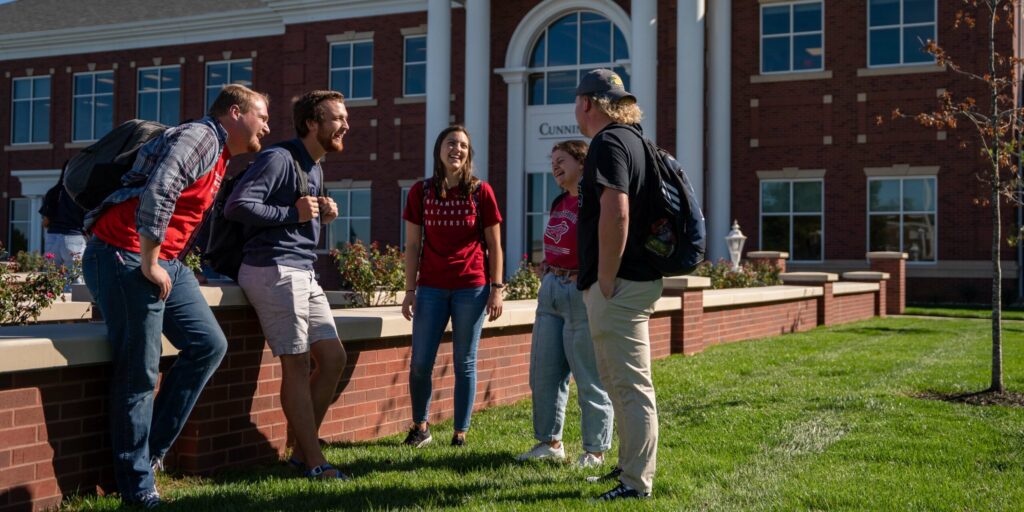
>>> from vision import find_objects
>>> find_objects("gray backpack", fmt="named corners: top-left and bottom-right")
top-left (63, 119), bottom-right (168, 210)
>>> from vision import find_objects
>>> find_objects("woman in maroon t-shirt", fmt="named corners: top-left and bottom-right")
top-left (400, 125), bottom-right (504, 447)
top-left (515, 140), bottom-right (613, 467)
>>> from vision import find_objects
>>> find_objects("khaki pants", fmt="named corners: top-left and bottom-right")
top-left (583, 278), bottom-right (663, 494)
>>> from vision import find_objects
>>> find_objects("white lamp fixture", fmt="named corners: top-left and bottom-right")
top-left (725, 220), bottom-right (747, 271)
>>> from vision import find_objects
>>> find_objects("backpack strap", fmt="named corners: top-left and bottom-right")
top-left (277, 140), bottom-right (319, 199)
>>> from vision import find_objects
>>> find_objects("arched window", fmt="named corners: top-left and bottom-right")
top-left (527, 11), bottom-right (630, 105)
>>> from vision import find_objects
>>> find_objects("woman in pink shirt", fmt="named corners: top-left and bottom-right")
top-left (400, 125), bottom-right (504, 448)
top-left (516, 140), bottom-right (613, 468)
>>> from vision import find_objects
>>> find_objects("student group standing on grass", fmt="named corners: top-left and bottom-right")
top-left (81, 68), bottom-right (661, 508)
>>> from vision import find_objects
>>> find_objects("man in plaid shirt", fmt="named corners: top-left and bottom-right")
top-left (82, 84), bottom-right (270, 509)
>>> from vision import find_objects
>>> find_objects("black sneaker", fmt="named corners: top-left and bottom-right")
top-left (402, 425), bottom-right (432, 448)
top-left (586, 466), bottom-right (623, 483)
top-left (596, 482), bottom-right (651, 500)
top-left (450, 434), bottom-right (465, 447)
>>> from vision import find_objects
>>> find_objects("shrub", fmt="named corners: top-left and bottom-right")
top-left (15, 250), bottom-right (46, 272)
top-left (692, 258), bottom-right (782, 289)
top-left (331, 241), bottom-right (404, 307)
top-left (1, 252), bottom-right (74, 325)
top-left (504, 256), bottom-right (541, 300)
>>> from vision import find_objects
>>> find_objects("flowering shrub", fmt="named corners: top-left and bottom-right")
top-left (15, 250), bottom-right (47, 272)
top-left (184, 247), bottom-right (203, 274)
top-left (1, 251), bottom-right (74, 325)
top-left (331, 241), bottom-right (404, 307)
top-left (692, 258), bottom-right (782, 289)
top-left (504, 255), bottom-right (541, 300)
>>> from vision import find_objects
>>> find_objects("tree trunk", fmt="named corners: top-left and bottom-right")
top-left (989, 1), bottom-right (1004, 394)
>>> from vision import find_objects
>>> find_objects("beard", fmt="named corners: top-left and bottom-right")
top-left (246, 136), bottom-right (262, 154)
top-left (317, 126), bottom-right (344, 153)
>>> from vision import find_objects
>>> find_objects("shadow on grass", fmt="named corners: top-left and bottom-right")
top-left (840, 326), bottom-right (941, 336)
top-left (913, 389), bottom-right (1024, 408)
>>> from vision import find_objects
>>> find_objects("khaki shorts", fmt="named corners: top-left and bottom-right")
top-left (238, 263), bottom-right (339, 356)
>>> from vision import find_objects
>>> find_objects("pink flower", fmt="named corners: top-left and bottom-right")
top-left (44, 253), bottom-right (55, 260)
top-left (46, 292), bottom-right (55, 299)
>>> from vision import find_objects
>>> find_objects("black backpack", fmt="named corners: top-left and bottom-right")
top-left (200, 140), bottom-right (318, 281)
top-left (63, 119), bottom-right (169, 210)
top-left (622, 125), bottom-right (706, 276)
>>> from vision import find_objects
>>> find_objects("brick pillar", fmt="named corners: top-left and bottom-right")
top-left (746, 251), bottom-right (789, 273)
top-left (868, 252), bottom-right (907, 314)
top-left (876, 278), bottom-right (888, 318)
top-left (819, 282), bottom-right (835, 326)
top-left (663, 276), bottom-right (710, 356)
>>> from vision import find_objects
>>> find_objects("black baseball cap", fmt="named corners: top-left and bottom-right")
top-left (575, 69), bottom-right (636, 102)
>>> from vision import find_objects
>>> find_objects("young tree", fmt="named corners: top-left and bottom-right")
top-left (890, 0), bottom-right (1019, 393)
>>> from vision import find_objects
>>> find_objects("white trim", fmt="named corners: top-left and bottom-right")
top-left (866, 0), bottom-right (938, 68)
top-left (502, 0), bottom-right (632, 69)
top-left (266, 0), bottom-right (427, 26)
top-left (12, 169), bottom-right (61, 254)
top-left (0, 8), bottom-right (283, 62)
top-left (326, 31), bottom-right (375, 43)
top-left (759, 0), bottom-right (825, 75)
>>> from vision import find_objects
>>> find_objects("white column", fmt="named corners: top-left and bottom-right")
top-left (497, 69), bottom-right (527, 279)
top-left (631, 0), bottom-right (658, 141)
top-left (677, 0), bottom-right (705, 206)
top-left (12, 170), bottom-right (61, 253)
top-left (464, 0), bottom-right (491, 182)
top-left (28, 197), bottom-right (43, 252)
top-left (708, 0), bottom-right (731, 262)
top-left (425, 0), bottom-right (452, 177)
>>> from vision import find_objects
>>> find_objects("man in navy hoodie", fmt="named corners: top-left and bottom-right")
top-left (225, 90), bottom-right (349, 480)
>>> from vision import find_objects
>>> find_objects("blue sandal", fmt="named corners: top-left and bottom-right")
top-left (305, 463), bottom-right (351, 480)
top-left (287, 457), bottom-right (304, 470)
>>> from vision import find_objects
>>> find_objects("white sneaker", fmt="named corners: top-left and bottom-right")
top-left (577, 452), bottom-right (605, 468)
top-left (516, 442), bottom-right (566, 461)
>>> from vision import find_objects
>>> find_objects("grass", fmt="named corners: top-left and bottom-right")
top-left (65, 316), bottom-right (1024, 511)
top-left (905, 304), bottom-right (1024, 321)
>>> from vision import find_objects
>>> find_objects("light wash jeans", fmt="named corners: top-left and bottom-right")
top-left (409, 285), bottom-right (489, 432)
top-left (45, 232), bottom-right (86, 287)
top-left (530, 272), bottom-right (613, 453)
top-left (82, 237), bottom-right (227, 502)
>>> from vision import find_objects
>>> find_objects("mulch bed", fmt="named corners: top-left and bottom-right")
top-left (913, 390), bottom-right (1024, 408)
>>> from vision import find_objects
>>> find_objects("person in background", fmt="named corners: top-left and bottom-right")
top-left (516, 139), bottom-right (613, 468)
top-left (400, 125), bottom-right (504, 448)
top-left (39, 163), bottom-right (86, 288)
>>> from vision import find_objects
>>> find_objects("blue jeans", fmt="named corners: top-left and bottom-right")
top-left (82, 237), bottom-right (227, 501)
top-left (530, 273), bottom-right (613, 452)
top-left (45, 232), bottom-right (86, 288)
top-left (409, 285), bottom-right (488, 432)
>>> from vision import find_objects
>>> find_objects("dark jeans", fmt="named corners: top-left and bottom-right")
top-left (409, 285), bottom-right (488, 432)
top-left (83, 237), bottom-right (227, 500)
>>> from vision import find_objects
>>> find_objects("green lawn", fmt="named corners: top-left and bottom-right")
top-left (66, 317), bottom-right (1024, 511)
top-left (906, 304), bottom-right (1024, 321)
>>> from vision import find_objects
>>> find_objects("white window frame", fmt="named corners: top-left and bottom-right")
top-left (72, 71), bottom-right (114, 142)
top-left (136, 65), bottom-right (181, 124)
top-left (329, 40), bottom-right (374, 100)
top-left (400, 186), bottom-right (411, 250)
top-left (867, 0), bottom-right (938, 68)
top-left (866, 176), bottom-right (938, 262)
top-left (759, 178), bottom-right (825, 262)
top-left (204, 59), bottom-right (253, 112)
top-left (326, 187), bottom-right (372, 249)
top-left (11, 76), bottom-right (50, 145)
top-left (403, 35), bottom-right (427, 97)
top-left (525, 171), bottom-right (563, 263)
top-left (759, 0), bottom-right (825, 75)
top-left (7, 198), bottom-right (32, 255)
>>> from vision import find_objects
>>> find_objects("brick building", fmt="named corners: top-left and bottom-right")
top-left (0, 0), bottom-right (1016, 302)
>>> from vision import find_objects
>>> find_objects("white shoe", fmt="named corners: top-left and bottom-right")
top-left (516, 442), bottom-right (566, 461)
top-left (577, 452), bottom-right (605, 468)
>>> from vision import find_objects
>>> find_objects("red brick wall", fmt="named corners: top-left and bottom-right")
top-left (833, 293), bottom-right (877, 325)
top-left (702, 298), bottom-right (819, 345)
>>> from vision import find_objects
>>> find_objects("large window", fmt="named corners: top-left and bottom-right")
top-left (760, 180), bottom-right (824, 261)
top-left (7, 198), bottom-right (31, 255)
top-left (205, 59), bottom-right (253, 111)
top-left (527, 11), bottom-right (629, 105)
top-left (868, 177), bottom-right (936, 261)
top-left (403, 36), bottom-right (426, 97)
top-left (526, 172), bottom-right (561, 262)
top-left (137, 66), bottom-right (180, 125)
top-left (73, 71), bottom-right (114, 142)
top-left (868, 0), bottom-right (936, 67)
top-left (330, 41), bottom-right (373, 100)
top-left (11, 76), bottom-right (50, 144)
top-left (761, 1), bottom-right (824, 74)
top-left (327, 188), bottom-right (371, 248)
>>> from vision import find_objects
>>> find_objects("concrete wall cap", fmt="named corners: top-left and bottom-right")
top-left (747, 251), bottom-right (789, 259)
top-left (833, 281), bottom-right (880, 296)
top-left (663, 276), bottom-right (712, 290)
top-left (703, 285), bottom-right (822, 308)
top-left (842, 271), bottom-right (890, 281)
top-left (779, 272), bottom-right (839, 284)
top-left (866, 251), bottom-right (909, 260)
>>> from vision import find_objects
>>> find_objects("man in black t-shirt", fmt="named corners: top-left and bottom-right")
top-left (574, 69), bottom-right (663, 500)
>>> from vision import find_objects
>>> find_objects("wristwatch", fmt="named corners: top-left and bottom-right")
top-left (491, 282), bottom-right (506, 289)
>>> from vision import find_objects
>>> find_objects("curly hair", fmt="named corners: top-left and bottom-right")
top-left (590, 95), bottom-right (643, 125)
